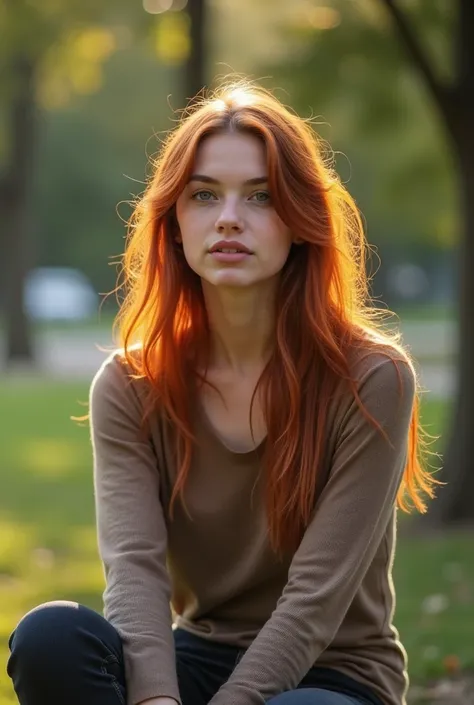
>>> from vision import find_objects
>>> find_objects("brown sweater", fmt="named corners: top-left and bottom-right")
top-left (90, 349), bottom-right (415, 705)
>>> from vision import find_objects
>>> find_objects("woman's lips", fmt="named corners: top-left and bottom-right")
top-left (209, 250), bottom-right (252, 263)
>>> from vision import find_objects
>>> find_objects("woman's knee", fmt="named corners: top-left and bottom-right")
top-left (8, 600), bottom-right (122, 675)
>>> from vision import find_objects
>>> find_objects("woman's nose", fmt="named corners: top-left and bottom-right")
top-left (215, 200), bottom-right (244, 233)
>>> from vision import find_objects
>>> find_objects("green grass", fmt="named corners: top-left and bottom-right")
top-left (0, 380), bottom-right (471, 704)
top-left (393, 303), bottom-right (455, 323)
top-left (0, 380), bottom-right (102, 705)
top-left (0, 302), bottom-right (456, 341)
top-left (394, 532), bottom-right (474, 680)
top-left (0, 309), bottom-right (116, 337)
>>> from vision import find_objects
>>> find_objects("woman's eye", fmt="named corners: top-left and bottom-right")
top-left (250, 191), bottom-right (271, 204)
top-left (192, 190), bottom-right (216, 202)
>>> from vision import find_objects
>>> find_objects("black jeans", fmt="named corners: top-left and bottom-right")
top-left (7, 601), bottom-right (381, 705)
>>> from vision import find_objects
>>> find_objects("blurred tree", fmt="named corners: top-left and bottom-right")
top-left (264, 0), bottom-right (456, 254)
top-left (0, 0), bottom-right (150, 365)
top-left (186, 0), bottom-right (207, 102)
top-left (148, 0), bottom-right (208, 107)
top-left (266, 1), bottom-right (473, 524)
top-left (35, 48), bottom-right (178, 299)
top-left (0, 51), bottom-right (37, 363)
top-left (377, 0), bottom-right (474, 526)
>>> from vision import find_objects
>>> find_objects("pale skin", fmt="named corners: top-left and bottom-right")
top-left (175, 131), bottom-right (294, 451)
top-left (138, 133), bottom-right (294, 705)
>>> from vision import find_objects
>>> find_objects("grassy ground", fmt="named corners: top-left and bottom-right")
top-left (0, 302), bottom-right (456, 337)
top-left (0, 381), bottom-right (472, 704)
top-left (391, 303), bottom-right (454, 323)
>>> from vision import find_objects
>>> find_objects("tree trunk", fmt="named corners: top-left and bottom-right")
top-left (424, 0), bottom-right (474, 525)
top-left (185, 0), bottom-right (207, 102)
top-left (429, 123), bottom-right (474, 525)
top-left (0, 54), bottom-right (38, 365)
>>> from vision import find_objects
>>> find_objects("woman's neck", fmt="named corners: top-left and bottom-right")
top-left (202, 281), bottom-right (276, 374)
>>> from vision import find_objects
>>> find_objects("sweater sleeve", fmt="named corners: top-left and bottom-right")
top-left (208, 357), bottom-right (416, 705)
top-left (89, 354), bottom-right (180, 705)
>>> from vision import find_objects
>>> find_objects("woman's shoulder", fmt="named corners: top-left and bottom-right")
top-left (344, 331), bottom-right (416, 401)
top-left (90, 347), bottom-right (150, 412)
top-left (321, 335), bottom-right (417, 449)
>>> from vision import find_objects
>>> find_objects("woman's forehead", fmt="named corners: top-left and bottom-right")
top-left (192, 132), bottom-right (267, 182)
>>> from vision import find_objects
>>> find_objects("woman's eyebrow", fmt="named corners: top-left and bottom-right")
top-left (188, 174), bottom-right (268, 185)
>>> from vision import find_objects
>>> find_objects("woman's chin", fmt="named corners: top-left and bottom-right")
top-left (202, 271), bottom-right (256, 289)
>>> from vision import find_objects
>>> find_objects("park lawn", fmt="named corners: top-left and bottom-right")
top-left (392, 303), bottom-right (455, 323)
top-left (0, 382), bottom-right (472, 705)
top-left (0, 302), bottom-right (455, 339)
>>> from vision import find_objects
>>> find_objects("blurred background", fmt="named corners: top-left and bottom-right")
top-left (1, 1), bottom-right (473, 703)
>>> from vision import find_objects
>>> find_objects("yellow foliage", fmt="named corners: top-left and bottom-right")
top-left (154, 12), bottom-right (190, 65)
top-left (74, 27), bottom-right (117, 62)
top-left (0, 521), bottom-right (36, 566)
top-left (38, 25), bottom-right (117, 110)
top-left (70, 63), bottom-right (103, 95)
top-left (434, 211), bottom-right (459, 249)
top-left (19, 438), bottom-right (82, 478)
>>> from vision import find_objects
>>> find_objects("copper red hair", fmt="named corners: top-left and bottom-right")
top-left (116, 82), bottom-right (437, 552)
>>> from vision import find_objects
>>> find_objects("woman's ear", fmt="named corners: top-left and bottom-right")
top-left (292, 235), bottom-right (304, 245)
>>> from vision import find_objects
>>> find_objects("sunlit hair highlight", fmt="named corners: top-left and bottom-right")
top-left (116, 80), bottom-right (438, 553)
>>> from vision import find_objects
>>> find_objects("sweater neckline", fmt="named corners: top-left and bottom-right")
top-left (195, 395), bottom-right (267, 462)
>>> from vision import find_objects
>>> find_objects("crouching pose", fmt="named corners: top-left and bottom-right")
top-left (7, 81), bottom-right (436, 705)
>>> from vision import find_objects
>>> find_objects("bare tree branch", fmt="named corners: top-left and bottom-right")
top-left (379, 0), bottom-right (453, 120)
top-left (186, 0), bottom-right (207, 103)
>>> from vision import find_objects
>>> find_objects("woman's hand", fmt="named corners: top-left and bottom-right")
top-left (138, 698), bottom-right (180, 705)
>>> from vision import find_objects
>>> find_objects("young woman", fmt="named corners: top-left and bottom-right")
top-left (7, 82), bottom-right (436, 705)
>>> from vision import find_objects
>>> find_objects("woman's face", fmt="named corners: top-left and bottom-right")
top-left (175, 132), bottom-right (292, 290)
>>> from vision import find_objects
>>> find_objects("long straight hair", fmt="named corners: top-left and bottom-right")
top-left (116, 82), bottom-right (437, 552)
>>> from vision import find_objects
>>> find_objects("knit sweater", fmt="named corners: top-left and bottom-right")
top-left (90, 349), bottom-right (415, 705)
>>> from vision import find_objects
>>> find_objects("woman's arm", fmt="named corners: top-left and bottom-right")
top-left (90, 354), bottom-right (181, 705)
top-left (208, 357), bottom-right (416, 705)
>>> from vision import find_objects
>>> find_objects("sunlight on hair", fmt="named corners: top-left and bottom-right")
top-left (208, 86), bottom-right (258, 115)
top-left (116, 78), bottom-right (441, 553)
top-left (226, 86), bottom-right (258, 107)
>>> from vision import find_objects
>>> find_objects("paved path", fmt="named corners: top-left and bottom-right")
top-left (402, 320), bottom-right (456, 398)
top-left (0, 320), bottom-right (457, 399)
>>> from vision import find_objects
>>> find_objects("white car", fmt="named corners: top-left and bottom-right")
top-left (25, 267), bottom-right (98, 321)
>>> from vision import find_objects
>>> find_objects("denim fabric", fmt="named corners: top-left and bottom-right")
top-left (7, 601), bottom-right (379, 705)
